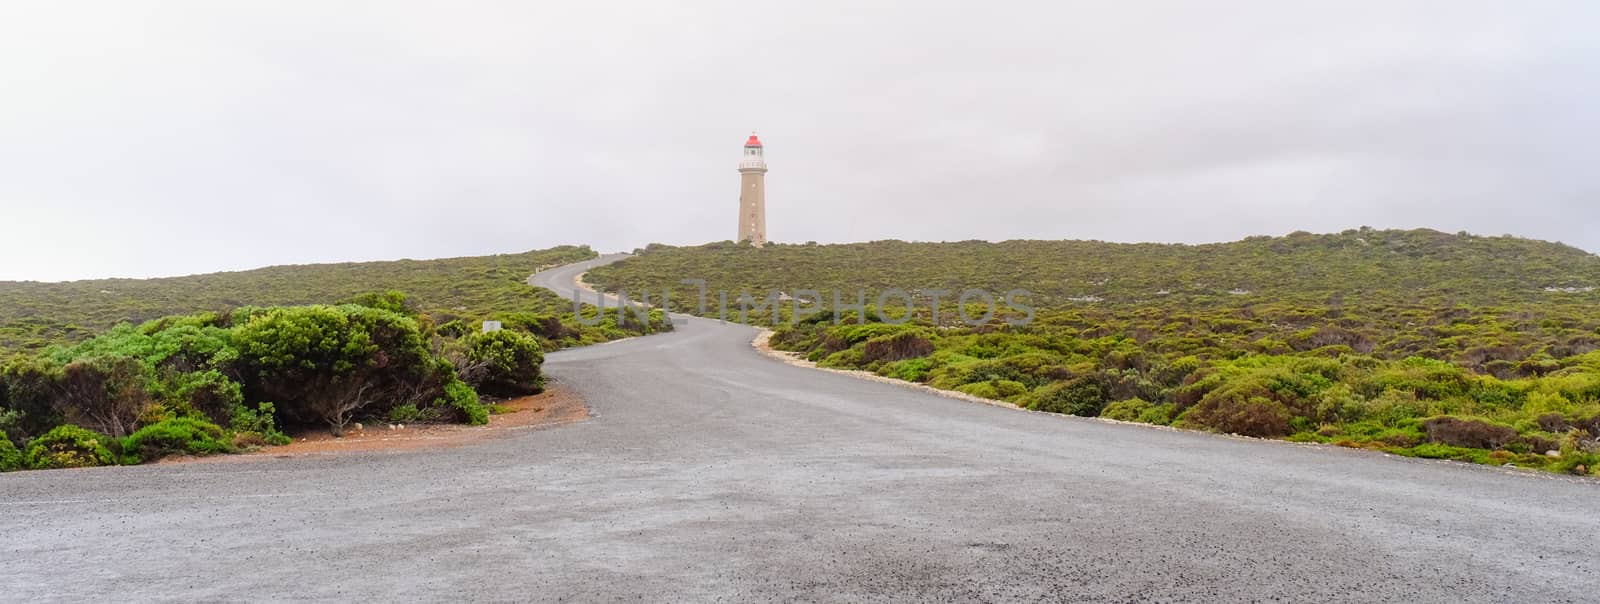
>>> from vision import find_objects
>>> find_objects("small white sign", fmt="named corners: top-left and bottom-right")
top-left (482, 321), bottom-right (503, 333)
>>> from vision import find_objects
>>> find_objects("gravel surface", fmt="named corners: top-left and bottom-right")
top-left (2, 255), bottom-right (1596, 602)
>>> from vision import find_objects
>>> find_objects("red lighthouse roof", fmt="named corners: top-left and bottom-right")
top-left (745, 133), bottom-right (762, 147)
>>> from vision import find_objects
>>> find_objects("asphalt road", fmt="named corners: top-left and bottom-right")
top-left (3, 255), bottom-right (1597, 602)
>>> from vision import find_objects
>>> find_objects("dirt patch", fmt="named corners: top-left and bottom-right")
top-left (163, 381), bottom-right (588, 464)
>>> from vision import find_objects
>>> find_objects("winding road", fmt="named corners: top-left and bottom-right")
top-left (3, 255), bottom-right (1597, 602)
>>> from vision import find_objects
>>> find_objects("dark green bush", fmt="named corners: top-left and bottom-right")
top-left (25, 425), bottom-right (116, 469)
top-left (121, 417), bottom-right (231, 463)
top-left (1028, 377), bottom-right (1106, 416)
top-left (0, 357), bottom-right (63, 441)
top-left (0, 433), bottom-right (22, 471)
top-left (54, 355), bottom-right (151, 438)
top-left (232, 304), bottom-right (441, 432)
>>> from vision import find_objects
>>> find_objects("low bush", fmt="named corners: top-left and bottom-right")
top-left (1028, 377), bottom-right (1106, 416)
top-left (228, 402), bottom-right (290, 446)
top-left (54, 355), bottom-right (150, 438)
top-left (1510, 433), bottom-right (1560, 455)
top-left (388, 403), bottom-right (424, 424)
top-left (1101, 398), bottom-right (1154, 422)
top-left (1537, 412), bottom-right (1569, 432)
top-left (956, 382), bottom-right (1000, 400)
top-left (441, 380), bottom-right (488, 425)
top-left (1137, 403), bottom-right (1177, 425)
top-left (1400, 442), bottom-right (1499, 465)
top-left (25, 425), bottom-right (116, 469)
top-left (881, 358), bottom-right (936, 382)
top-left (0, 357), bottom-right (65, 440)
top-left (992, 380), bottom-right (1028, 399)
top-left (233, 304), bottom-right (449, 432)
top-left (1180, 393), bottom-right (1294, 438)
top-left (1422, 417), bottom-right (1518, 450)
top-left (1548, 451), bottom-right (1600, 476)
top-left (121, 417), bottom-right (231, 463)
top-left (460, 330), bottom-right (545, 397)
top-left (0, 433), bottom-right (22, 471)
top-left (861, 331), bottom-right (935, 364)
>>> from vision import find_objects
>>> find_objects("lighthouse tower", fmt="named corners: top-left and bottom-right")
top-left (737, 133), bottom-right (767, 247)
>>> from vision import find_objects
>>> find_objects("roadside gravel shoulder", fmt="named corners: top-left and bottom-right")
top-left (162, 380), bottom-right (589, 464)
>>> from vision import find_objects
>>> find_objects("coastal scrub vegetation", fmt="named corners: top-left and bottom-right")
top-left (0, 245), bottom-right (667, 354)
top-left (0, 246), bottom-right (671, 470)
top-left (586, 229), bottom-right (1600, 476)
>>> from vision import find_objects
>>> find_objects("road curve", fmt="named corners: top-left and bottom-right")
top-left (3, 256), bottom-right (1597, 602)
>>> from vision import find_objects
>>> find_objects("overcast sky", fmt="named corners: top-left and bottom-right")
top-left (1, 2), bottom-right (1596, 281)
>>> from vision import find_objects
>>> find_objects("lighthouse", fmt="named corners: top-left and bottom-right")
top-left (737, 133), bottom-right (767, 247)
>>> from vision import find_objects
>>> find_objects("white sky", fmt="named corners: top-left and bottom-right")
top-left (1, 1), bottom-right (1596, 281)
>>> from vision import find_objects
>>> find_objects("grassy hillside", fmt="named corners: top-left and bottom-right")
top-left (588, 229), bottom-right (1600, 475)
top-left (588, 229), bottom-right (1600, 368)
top-left (592, 228), bottom-right (1600, 307)
top-left (0, 245), bottom-right (664, 354)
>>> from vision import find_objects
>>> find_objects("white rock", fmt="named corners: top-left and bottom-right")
top-left (353, 422), bottom-right (363, 431)
top-left (1546, 450), bottom-right (1561, 457)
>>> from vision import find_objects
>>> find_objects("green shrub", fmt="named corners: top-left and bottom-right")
top-left (232, 304), bottom-right (442, 431)
top-left (881, 358), bottom-right (936, 382)
top-left (820, 347), bottom-right (865, 368)
top-left (228, 402), bottom-right (291, 446)
top-left (929, 358), bottom-right (1032, 391)
top-left (461, 330), bottom-right (545, 397)
top-left (121, 417), bottom-right (231, 463)
top-left (388, 403), bottom-right (423, 424)
top-left (25, 425), bottom-right (116, 469)
top-left (1138, 403), bottom-right (1178, 425)
top-left (992, 380), bottom-right (1028, 399)
top-left (1398, 443), bottom-right (1498, 465)
top-left (342, 290), bottom-right (417, 316)
top-left (1365, 357), bottom-right (1472, 400)
top-left (0, 433), bottom-right (22, 471)
top-left (1180, 391), bottom-right (1294, 437)
top-left (956, 382), bottom-right (1000, 400)
top-left (1364, 389), bottom-right (1428, 426)
top-left (1101, 398), bottom-right (1154, 422)
top-left (157, 369), bottom-right (243, 425)
top-left (441, 380), bottom-right (488, 425)
top-left (1028, 377), bottom-right (1106, 416)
